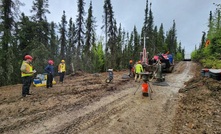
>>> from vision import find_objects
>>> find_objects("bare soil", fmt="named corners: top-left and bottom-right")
top-left (0, 61), bottom-right (220, 134)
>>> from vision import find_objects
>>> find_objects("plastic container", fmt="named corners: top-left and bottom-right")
top-left (33, 79), bottom-right (41, 84)
top-left (209, 69), bottom-right (221, 80)
top-left (201, 69), bottom-right (210, 77)
top-left (142, 83), bottom-right (148, 93)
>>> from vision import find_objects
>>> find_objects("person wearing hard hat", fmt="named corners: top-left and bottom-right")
top-left (128, 59), bottom-right (133, 77)
top-left (58, 60), bottom-right (66, 83)
top-left (45, 60), bottom-right (54, 88)
top-left (20, 55), bottom-right (36, 97)
top-left (134, 60), bottom-right (143, 82)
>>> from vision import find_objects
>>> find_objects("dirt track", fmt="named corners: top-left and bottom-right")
top-left (0, 61), bottom-right (195, 134)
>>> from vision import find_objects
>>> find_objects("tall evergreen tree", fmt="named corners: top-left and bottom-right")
top-left (67, 18), bottom-right (76, 74)
top-left (158, 23), bottom-right (166, 53)
top-left (59, 11), bottom-right (67, 59)
top-left (141, 0), bottom-right (149, 41)
top-left (102, 0), bottom-right (117, 68)
top-left (200, 31), bottom-right (206, 49)
top-left (30, 0), bottom-right (50, 47)
top-left (75, 0), bottom-right (85, 69)
top-left (84, 1), bottom-right (96, 54)
top-left (165, 20), bottom-right (177, 55)
top-left (146, 3), bottom-right (154, 53)
top-left (49, 21), bottom-right (58, 59)
top-left (133, 26), bottom-right (140, 61)
top-left (0, 0), bottom-right (22, 85)
top-left (115, 24), bottom-right (123, 69)
top-left (17, 13), bottom-right (35, 53)
top-left (83, 1), bottom-right (96, 71)
top-left (152, 26), bottom-right (158, 56)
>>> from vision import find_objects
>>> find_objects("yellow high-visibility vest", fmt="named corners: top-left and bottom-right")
top-left (21, 61), bottom-right (33, 77)
top-left (59, 63), bottom-right (66, 72)
top-left (135, 63), bottom-right (143, 74)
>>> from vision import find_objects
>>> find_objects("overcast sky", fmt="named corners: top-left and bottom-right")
top-left (20, 0), bottom-right (219, 54)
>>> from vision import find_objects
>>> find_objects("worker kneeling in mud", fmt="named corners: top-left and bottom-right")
top-left (106, 69), bottom-right (113, 83)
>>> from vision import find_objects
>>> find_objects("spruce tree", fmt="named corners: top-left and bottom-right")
top-left (30, 0), bottom-right (50, 47)
top-left (0, 0), bottom-right (22, 85)
top-left (84, 1), bottom-right (96, 72)
top-left (102, 0), bottom-right (117, 68)
top-left (59, 11), bottom-right (67, 59)
top-left (75, 0), bottom-right (85, 70)
top-left (67, 18), bottom-right (76, 74)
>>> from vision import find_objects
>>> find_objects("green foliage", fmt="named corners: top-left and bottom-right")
top-left (175, 52), bottom-right (183, 61)
top-left (200, 57), bottom-right (221, 68)
top-left (91, 42), bottom-right (105, 73)
top-left (30, 43), bottom-right (51, 74)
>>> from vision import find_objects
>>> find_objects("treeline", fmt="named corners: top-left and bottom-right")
top-left (0, 0), bottom-right (184, 86)
top-left (192, 3), bottom-right (221, 68)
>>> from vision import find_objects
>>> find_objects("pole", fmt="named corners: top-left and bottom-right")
top-left (134, 84), bottom-right (141, 95)
top-left (147, 81), bottom-right (153, 100)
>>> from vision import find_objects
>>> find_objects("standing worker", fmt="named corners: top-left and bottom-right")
top-left (134, 60), bottom-right (143, 82)
top-left (58, 60), bottom-right (66, 83)
top-left (20, 55), bottom-right (36, 97)
top-left (45, 60), bottom-right (54, 88)
top-left (128, 60), bottom-right (133, 77)
top-left (156, 59), bottom-right (164, 82)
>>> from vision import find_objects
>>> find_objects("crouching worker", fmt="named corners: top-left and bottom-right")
top-left (45, 60), bottom-right (54, 88)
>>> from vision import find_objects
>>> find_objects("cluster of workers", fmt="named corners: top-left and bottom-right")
top-left (20, 55), bottom-right (66, 97)
top-left (128, 60), bottom-right (144, 82)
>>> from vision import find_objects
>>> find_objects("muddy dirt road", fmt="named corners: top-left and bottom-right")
top-left (0, 61), bottom-right (195, 134)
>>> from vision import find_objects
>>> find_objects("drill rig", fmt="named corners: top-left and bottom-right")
top-left (139, 39), bottom-right (157, 81)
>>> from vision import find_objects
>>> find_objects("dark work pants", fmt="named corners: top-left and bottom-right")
top-left (59, 72), bottom-right (65, 82)
top-left (22, 76), bottom-right (32, 96)
top-left (47, 73), bottom-right (53, 88)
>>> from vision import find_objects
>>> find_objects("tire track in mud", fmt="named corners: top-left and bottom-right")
top-left (155, 61), bottom-right (193, 133)
top-left (2, 77), bottom-right (132, 134)
top-left (17, 84), bottom-right (133, 134)
top-left (57, 94), bottom-right (132, 134)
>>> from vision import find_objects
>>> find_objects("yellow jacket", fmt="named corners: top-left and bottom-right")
top-left (58, 63), bottom-right (66, 72)
top-left (135, 63), bottom-right (143, 74)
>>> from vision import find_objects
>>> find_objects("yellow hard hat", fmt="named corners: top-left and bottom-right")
top-left (61, 60), bottom-right (65, 63)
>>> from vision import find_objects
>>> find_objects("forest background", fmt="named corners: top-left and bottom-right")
top-left (0, 0), bottom-right (220, 86)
